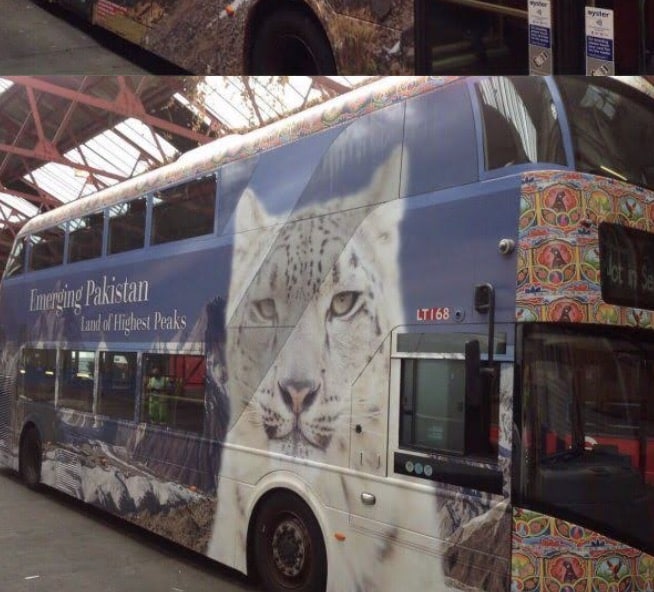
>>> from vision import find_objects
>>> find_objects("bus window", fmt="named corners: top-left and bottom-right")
top-left (401, 358), bottom-right (466, 454)
top-left (556, 77), bottom-right (654, 190)
top-left (4, 238), bottom-right (26, 278)
top-left (398, 332), bottom-right (501, 458)
top-left (98, 352), bottom-right (137, 420)
top-left (519, 324), bottom-right (654, 553)
top-left (18, 348), bottom-right (56, 402)
top-left (417, 0), bottom-right (528, 75)
top-left (60, 350), bottom-right (95, 412)
top-left (29, 225), bottom-right (66, 271)
top-left (108, 197), bottom-right (146, 255)
top-left (142, 353), bottom-right (205, 433)
top-left (68, 213), bottom-right (104, 263)
top-left (475, 77), bottom-right (565, 170)
top-left (151, 175), bottom-right (217, 245)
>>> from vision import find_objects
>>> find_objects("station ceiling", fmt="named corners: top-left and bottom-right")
top-left (0, 75), bottom-right (368, 269)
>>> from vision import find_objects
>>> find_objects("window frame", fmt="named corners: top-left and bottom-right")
top-left (391, 330), bottom-right (504, 494)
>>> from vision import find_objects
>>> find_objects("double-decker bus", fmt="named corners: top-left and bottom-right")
top-left (1, 75), bottom-right (654, 592)
top-left (45, 0), bottom-right (654, 74)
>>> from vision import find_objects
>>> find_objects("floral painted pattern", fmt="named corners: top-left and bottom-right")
top-left (517, 171), bottom-right (654, 328)
top-left (512, 508), bottom-right (654, 592)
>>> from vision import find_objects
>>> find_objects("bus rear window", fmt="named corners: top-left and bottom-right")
top-left (151, 176), bottom-right (216, 245)
top-left (29, 225), bottom-right (66, 271)
top-left (476, 77), bottom-right (565, 171)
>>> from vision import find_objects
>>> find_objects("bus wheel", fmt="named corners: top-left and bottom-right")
top-left (249, 8), bottom-right (336, 74)
top-left (19, 427), bottom-right (42, 489)
top-left (253, 492), bottom-right (327, 592)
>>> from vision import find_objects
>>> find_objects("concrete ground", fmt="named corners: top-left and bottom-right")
top-left (0, 0), bottom-right (184, 74)
top-left (0, 469), bottom-right (257, 592)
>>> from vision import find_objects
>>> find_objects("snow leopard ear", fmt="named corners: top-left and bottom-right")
top-left (227, 188), bottom-right (278, 322)
top-left (233, 187), bottom-right (270, 233)
top-left (369, 146), bottom-right (404, 207)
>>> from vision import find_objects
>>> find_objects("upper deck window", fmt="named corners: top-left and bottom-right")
top-left (68, 213), bottom-right (104, 263)
top-left (151, 175), bottom-right (216, 245)
top-left (108, 197), bottom-right (146, 255)
top-left (557, 78), bottom-right (654, 190)
top-left (29, 225), bottom-right (66, 272)
top-left (476, 77), bottom-right (565, 170)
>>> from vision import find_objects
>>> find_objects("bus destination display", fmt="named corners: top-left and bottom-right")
top-left (599, 221), bottom-right (654, 311)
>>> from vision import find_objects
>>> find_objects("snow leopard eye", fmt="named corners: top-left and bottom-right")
top-left (330, 291), bottom-right (361, 318)
top-left (252, 298), bottom-right (277, 322)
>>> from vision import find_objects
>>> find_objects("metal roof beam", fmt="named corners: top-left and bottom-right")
top-left (4, 77), bottom-right (212, 146)
top-left (0, 140), bottom-right (126, 181)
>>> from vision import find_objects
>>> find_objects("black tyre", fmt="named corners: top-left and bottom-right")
top-left (253, 492), bottom-right (327, 592)
top-left (19, 427), bottom-right (42, 489)
top-left (250, 9), bottom-right (337, 74)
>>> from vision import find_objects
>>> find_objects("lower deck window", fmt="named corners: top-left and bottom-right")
top-left (142, 353), bottom-right (205, 433)
top-left (98, 351), bottom-right (137, 420)
top-left (60, 350), bottom-right (95, 412)
top-left (18, 348), bottom-right (56, 402)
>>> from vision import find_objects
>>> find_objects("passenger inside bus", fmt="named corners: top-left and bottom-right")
top-left (146, 366), bottom-right (169, 424)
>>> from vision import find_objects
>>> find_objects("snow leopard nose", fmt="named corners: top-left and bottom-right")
top-left (278, 380), bottom-right (320, 415)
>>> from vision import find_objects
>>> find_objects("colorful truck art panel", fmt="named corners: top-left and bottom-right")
top-left (512, 508), bottom-right (654, 592)
top-left (517, 171), bottom-right (654, 328)
top-left (515, 170), bottom-right (654, 592)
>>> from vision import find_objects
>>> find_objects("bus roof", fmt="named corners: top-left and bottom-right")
top-left (18, 76), bottom-right (458, 239)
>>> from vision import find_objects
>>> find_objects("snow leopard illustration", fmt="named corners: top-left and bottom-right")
top-left (218, 147), bottom-right (404, 465)
top-left (205, 149), bottom-right (448, 591)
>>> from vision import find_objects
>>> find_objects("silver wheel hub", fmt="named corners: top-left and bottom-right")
top-left (271, 518), bottom-right (306, 578)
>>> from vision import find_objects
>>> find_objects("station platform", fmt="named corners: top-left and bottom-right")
top-left (0, 0), bottom-right (182, 74)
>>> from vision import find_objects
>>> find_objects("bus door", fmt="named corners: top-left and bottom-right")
top-left (345, 330), bottom-right (512, 590)
top-left (415, 0), bottom-right (528, 74)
